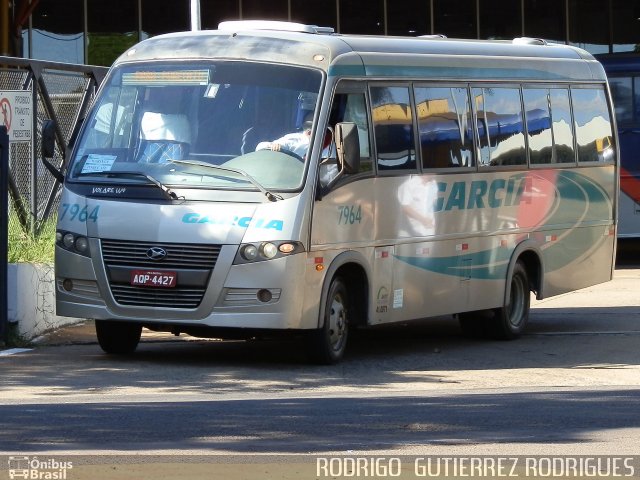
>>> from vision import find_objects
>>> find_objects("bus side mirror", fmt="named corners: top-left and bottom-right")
top-left (41, 119), bottom-right (64, 183)
top-left (335, 122), bottom-right (360, 174)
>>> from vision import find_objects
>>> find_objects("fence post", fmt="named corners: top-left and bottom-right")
top-left (0, 126), bottom-right (8, 345)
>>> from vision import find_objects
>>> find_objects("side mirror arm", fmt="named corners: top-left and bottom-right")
top-left (41, 119), bottom-right (65, 183)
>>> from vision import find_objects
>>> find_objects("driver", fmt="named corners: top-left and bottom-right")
top-left (255, 115), bottom-right (313, 158)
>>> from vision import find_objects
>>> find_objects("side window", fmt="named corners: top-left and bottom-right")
top-left (608, 77), bottom-right (633, 125)
top-left (549, 88), bottom-right (575, 164)
top-left (329, 92), bottom-right (372, 173)
top-left (415, 86), bottom-right (474, 169)
top-left (370, 86), bottom-right (416, 171)
top-left (85, 86), bottom-right (136, 150)
top-left (523, 88), bottom-right (553, 165)
top-left (473, 87), bottom-right (526, 167)
top-left (572, 87), bottom-right (614, 163)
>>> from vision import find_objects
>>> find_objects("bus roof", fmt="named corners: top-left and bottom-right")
top-left (116, 22), bottom-right (606, 83)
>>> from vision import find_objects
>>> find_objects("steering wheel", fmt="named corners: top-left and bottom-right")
top-left (278, 147), bottom-right (304, 162)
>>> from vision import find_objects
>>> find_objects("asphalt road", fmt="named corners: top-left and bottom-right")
top-left (1, 267), bottom-right (639, 459)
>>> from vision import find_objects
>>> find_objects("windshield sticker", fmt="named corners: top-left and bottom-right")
top-left (182, 213), bottom-right (283, 231)
top-left (81, 154), bottom-right (117, 174)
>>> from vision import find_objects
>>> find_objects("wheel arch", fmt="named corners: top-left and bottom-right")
top-left (317, 250), bottom-right (370, 329)
top-left (506, 240), bottom-right (544, 303)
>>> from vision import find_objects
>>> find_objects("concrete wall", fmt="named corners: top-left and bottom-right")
top-left (7, 263), bottom-right (81, 340)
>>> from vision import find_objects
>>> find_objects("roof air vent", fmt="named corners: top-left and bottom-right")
top-left (419, 34), bottom-right (447, 39)
top-left (512, 37), bottom-right (548, 46)
top-left (218, 20), bottom-right (334, 34)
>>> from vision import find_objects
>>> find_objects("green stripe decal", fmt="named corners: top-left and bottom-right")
top-left (395, 170), bottom-right (613, 279)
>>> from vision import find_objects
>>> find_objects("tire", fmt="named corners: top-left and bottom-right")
top-left (308, 276), bottom-right (349, 365)
top-left (95, 320), bottom-right (142, 354)
top-left (491, 261), bottom-right (530, 340)
top-left (458, 261), bottom-right (530, 340)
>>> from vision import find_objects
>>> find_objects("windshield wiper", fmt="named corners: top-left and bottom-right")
top-left (77, 171), bottom-right (179, 200)
top-left (168, 159), bottom-right (283, 202)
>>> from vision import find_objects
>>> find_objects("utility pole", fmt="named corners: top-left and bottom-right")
top-left (190, 0), bottom-right (201, 31)
top-left (0, 126), bottom-right (9, 345)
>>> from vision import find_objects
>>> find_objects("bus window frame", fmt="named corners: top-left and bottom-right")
top-left (413, 81), bottom-right (477, 174)
top-left (522, 83), bottom-right (578, 169)
top-left (368, 81), bottom-right (420, 176)
top-left (470, 82), bottom-right (529, 172)
top-left (569, 83), bottom-right (617, 166)
top-left (331, 80), bottom-right (375, 176)
top-left (320, 79), bottom-right (376, 194)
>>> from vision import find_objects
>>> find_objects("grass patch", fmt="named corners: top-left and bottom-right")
top-left (8, 218), bottom-right (56, 264)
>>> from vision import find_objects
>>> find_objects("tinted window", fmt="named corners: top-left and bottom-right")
top-left (572, 87), bottom-right (614, 163)
top-left (608, 77), bottom-right (633, 125)
top-left (415, 86), bottom-right (474, 168)
top-left (523, 88), bottom-right (553, 164)
top-left (549, 88), bottom-right (575, 163)
top-left (473, 87), bottom-right (526, 167)
top-left (371, 86), bottom-right (416, 171)
top-left (635, 77), bottom-right (640, 123)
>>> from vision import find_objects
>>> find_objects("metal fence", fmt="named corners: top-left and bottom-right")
top-left (1, 57), bottom-right (107, 343)
top-left (0, 56), bottom-right (107, 236)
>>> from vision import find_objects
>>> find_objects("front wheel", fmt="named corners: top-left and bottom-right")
top-left (308, 277), bottom-right (349, 364)
top-left (95, 320), bottom-right (142, 354)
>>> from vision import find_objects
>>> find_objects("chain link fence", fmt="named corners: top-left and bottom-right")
top-left (1, 57), bottom-right (107, 238)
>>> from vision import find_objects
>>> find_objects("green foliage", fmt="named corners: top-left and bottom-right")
top-left (8, 218), bottom-right (56, 264)
top-left (88, 32), bottom-right (139, 66)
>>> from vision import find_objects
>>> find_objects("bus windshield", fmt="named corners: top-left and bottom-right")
top-left (70, 61), bottom-right (323, 194)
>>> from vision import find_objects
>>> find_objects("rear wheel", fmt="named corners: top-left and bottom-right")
top-left (95, 320), bottom-right (142, 354)
top-left (308, 276), bottom-right (349, 364)
top-left (458, 261), bottom-right (530, 340)
top-left (491, 261), bottom-right (530, 339)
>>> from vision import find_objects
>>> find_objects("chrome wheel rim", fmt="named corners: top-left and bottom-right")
top-left (328, 291), bottom-right (347, 352)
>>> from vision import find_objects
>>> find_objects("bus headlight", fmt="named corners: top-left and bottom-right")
top-left (75, 236), bottom-right (89, 253)
top-left (56, 230), bottom-right (91, 257)
top-left (62, 233), bottom-right (75, 249)
top-left (241, 244), bottom-right (259, 261)
top-left (234, 241), bottom-right (304, 264)
top-left (260, 242), bottom-right (278, 259)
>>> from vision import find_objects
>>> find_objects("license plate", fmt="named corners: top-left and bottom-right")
top-left (130, 270), bottom-right (177, 288)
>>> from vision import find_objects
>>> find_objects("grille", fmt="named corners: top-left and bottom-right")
top-left (102, 239), bottom-right (220, 269)
top-left (101, 239), bottom-right (221, 308)
top-left (109, 285), bottom-right (207, 309)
